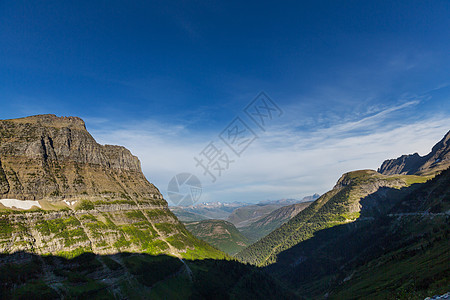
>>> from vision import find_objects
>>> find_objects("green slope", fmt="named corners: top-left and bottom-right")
top-left (236, 170), bottom-right (430, 266)
top-left (267, 168), bottom-right (450, 299)
top-left (0, 206), bottom-right (226, 261)
top-left (270, 212), bottom-right (449, 299)
top-left (184, 220), bottom-right (250, 255)
top-left (239, 201), bottom-right (312, 243)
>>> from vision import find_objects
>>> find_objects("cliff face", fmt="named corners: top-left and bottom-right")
top-left (0, 114), bottom-right (160, 202)
top-left (0, 115), bottom-right (223, 259)
top-left (378, 130), bottom-right (450, 176)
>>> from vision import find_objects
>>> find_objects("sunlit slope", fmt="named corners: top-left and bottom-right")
top-left (236, 170), bottom-right (430, 266)
top-left (185, 220), bottom-right (250, 255)
top-left (0, 114), bottom-right (225, 260)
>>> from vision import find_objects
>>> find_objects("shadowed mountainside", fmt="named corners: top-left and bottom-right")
top-left (0, 252), bottom-right (299, 299)
top-left (267, 167), bottom-right (450, 299)
top-left (236, 170), bottom-right (429, 266)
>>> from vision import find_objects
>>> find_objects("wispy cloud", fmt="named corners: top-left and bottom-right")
top-left (90, 100), bottom-right (449, 204)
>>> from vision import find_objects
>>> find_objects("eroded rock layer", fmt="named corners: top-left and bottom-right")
top-left (0, 115), bottom-right (223, 259)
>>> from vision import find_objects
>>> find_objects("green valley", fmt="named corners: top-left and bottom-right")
top-left (184, 220), bottom-right (250, 255)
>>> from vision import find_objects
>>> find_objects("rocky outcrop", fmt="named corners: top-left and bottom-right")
top-left (0, 115), bottom-right (223, 259)
top-left (378, 130), bottom-right (450, 176)
top-left (0, 114), bottom-right (160, 202)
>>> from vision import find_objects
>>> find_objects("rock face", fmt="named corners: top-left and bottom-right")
top-left (0, 114), bottom-right (159, 201)
top-left (378, 130), bottom-right (450, 176)
top-left (0, 115), bottom-right (223, 259)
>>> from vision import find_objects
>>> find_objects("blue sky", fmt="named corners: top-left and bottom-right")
top-left (1, 1), bottom-right (449, 204)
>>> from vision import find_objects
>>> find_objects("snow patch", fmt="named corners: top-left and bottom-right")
top-left (0, 199), bottom-right (41, 210)
top-left (63, 200), bottom-right (78, 206)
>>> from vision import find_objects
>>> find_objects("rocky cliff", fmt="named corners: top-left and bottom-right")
top-left (0, 115), bottom-right (224, 259)
top-left (378, 130), bottom-right (450, 176)
top-left (0, 114), bottom-right (160, 202)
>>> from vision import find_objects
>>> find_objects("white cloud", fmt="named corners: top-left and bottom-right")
top-left (90, 102), bottom-right (449, 205)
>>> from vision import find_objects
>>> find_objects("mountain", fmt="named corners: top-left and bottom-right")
top-left (0, 115), bottom-right (301, 299)
top-left (184, 220), bottom-right (250, 255)
top-left (171, 196), bottom-right (319, 227)
top-left (239, 201), bottom-right (313, 243)
top-left (300, 193), bottom-right (321, 202)
top-left (0, 114), bottom-right (223, 260)
top-left (169, 206), bottom-right (212, 222)
top-left (378, 130), bottom-right (450, 176)
top-left (258, 195), bottom-right (319, 205)
top-left (170, 201), bottom-right (249, 221)
top-left (236, 170), bottom-right (430, 266)
top-left (227, 204), bottom-right (285, 228)
top-left (229, 195), bottom-right (319, 231)
top-left (268, 167), bottom-right (450, 299)
top-left (236, 131), bottom-right (450, 298)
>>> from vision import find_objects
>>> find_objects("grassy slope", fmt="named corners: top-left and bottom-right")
top-left (239, 202), bottom-right (312, 243)
top-left (236, 170), bottom-right (429, 266)
top-left (266, 168), bottom-right (450, 299)
top-left (184, 220), bottom-right (250, 255)
top-left (332, 233), bottom-right (449, 299)
top-left (0, 200), bottom-right (226, 261)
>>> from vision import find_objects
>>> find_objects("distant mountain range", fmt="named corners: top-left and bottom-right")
top-left (170, 201), bottom-right (249, 221)
top-left (258, 195), bottom-right (319, 205)
top-left (171, 195), bottom-right (319, 223)
top-left (171, 194), bottom-right (320, 245)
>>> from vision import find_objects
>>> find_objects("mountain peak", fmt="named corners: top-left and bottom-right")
top-left (378, 130), bottom-right (450, 176)
top-left (0, 114), bottom-right (147, 200)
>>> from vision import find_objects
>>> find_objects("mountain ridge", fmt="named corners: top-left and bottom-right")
top-left (239, 201), bottom-right (313, 243)
top-left (236, 169), bottom-right (429, 265)
top-left (378, 130), bottom-right (450, 176)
